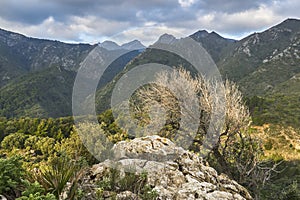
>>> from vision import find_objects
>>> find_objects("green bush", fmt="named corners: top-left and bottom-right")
top-left (0, 156), bottom-right (25, 197)
top-left (264, 139), bottom-right (273, 150)
top-left (36, 137), bottom-right (56, 157)
top-left (56, 131), bottom-right (96, 165)
top-left (97, 167), bottom-right (158, 200)
top-left (1, 132), bottom-right (29, 150)
top-left (31, 155), bottom-right (86, 199)
top-left (16, 193), bottom-right (56, 200)
top-left (16, 181), bottom-right (56, 200)
top-left (269, 153), bottom-right (284, 162)
top-left (279, 181), bottom-right (300, 200)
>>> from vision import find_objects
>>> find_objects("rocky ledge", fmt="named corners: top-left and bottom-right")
top-left (81, 135), bottom-right (252, 200)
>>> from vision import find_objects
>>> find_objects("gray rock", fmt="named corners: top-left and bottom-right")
top-left (0, 195), bottom-right (7, 200)
top-left (116, 191), bottom-right (140, 200)
top-left (82, 135), bottom-right (252, 200)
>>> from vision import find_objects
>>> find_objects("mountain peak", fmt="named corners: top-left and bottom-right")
top-left (190, 30), bottom-right (228, 40)
top-left (121, 39), bottom-right (145, 50)
top-left (271, 18), bottom-right (300, 32)
top-left (98, 40), bottom-right (121, 51)
top-left (156, 33), bottom-right (177, 44)
top-left (99, 40), bottom-right (145, 51)
top-left (193, 30), bottom-right (209, 38)
top-left (283, 18), bottom-right (300, 23)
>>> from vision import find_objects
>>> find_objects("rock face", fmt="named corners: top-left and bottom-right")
top-left (82, 135), bottom-right (252, 200)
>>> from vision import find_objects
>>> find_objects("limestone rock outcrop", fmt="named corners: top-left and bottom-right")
top-left (81, 135), bottom-right (252, 200)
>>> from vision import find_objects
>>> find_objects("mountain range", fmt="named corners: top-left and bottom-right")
top-left (0, 18), bottom-right (299, 127)
top-left (98, 40), bottom-right (145, 51)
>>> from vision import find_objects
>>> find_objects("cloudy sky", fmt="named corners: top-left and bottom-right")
top-left (0, 0), bottom-right (299, 45)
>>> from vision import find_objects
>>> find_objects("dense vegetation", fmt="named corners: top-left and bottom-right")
top-left (0, 111), bottom-right (128, 199)
top-left (1, 77), bottom-right (300, 199)
top-left (1, 112), bottom-right (300, 199)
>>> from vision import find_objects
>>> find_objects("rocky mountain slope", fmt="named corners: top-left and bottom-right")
top-left (0, 28), bottom-right (93, 87)
top-left (190, 30), bottom-right (236, 62)
top-left (230, 19), bottom-right (300, 126)
top-left (221, 18), bottom-right (300, 95)
top-left (0, 29), bottom-right (143, 117)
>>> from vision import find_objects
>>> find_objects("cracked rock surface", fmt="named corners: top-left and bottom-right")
top-left (82, 135), bottom-right (252, 200)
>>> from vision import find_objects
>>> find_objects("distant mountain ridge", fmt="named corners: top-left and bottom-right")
top-left (0, 28), bottom-right (143, 117)
top-left (0, 18), bottom-right (299, 122)
top-left (155, 33), bottom-right (177, 44)
top-left (0, 27), bottom-right (93, 86)
top-left (216, 18), bottom-right (300, 126)
top-left (95, 18), bottom-right (300, 127)
top-left (219, 18), bottom-right (300, 83)
top-left (190, 30), bottom-right (236, 62)
top-left (98, 39), bottom-right (145, 51)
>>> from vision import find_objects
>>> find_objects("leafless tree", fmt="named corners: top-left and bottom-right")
top-left (134, 67), bottom-right (280, 198)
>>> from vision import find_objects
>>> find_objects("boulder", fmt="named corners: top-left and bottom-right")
top-left (0, 195), bottom-right (7, 200)
top-left (82, 135), bottom-right (252, 200)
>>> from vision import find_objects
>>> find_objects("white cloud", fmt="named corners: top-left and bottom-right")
top-left (159, 1), bottom-right (296, 40)
top-left (109, 26), bottom-right (187, 46)
top-left (219, 4), bottom-right (282, 29)
top-left (70, 16), bottom-right (130, 36)
top-left (0, 15), bottom-right (131, 44)
top-left (0, 16), bottom-right (79, 42)
top-left (0, 0), bottom-right (298, 43)
top-left (272, 0), bottom-right (300, 18)
top-left (190, 4), bottom-right (285, 38)
top-left (178, 0), bottom-right (197, 8)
